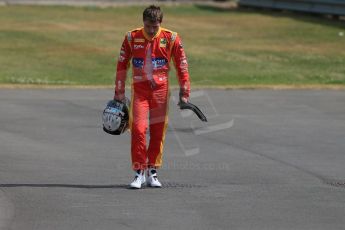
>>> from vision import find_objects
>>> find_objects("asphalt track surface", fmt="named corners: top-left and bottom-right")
top-left (1, 88), bottom-right (345, 230)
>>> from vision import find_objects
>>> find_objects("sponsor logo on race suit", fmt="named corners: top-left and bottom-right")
top-left (118, 55), bottom-right (126, 62)
top-left (134, 44), bottom-right (144, 50)
top-left (180, 59), bottom-right (188, 67)
top-left (134, 38), bottom-right (145, 43)
top-left (134, 76), bottom-right (143, 80)
top-left (152, 57), bottom-right (168, 69)
top-left (160, 38), bottom-right (167, 48)
top-left (132, 58), bottom-right (144, 69)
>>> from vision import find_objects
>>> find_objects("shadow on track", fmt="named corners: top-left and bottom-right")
top-left (0, 184), bottom-right (129, 189)
top-left (0, 182), bottom-right (207, 189)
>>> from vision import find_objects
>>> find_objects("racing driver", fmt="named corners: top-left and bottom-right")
top-left (114, 5), bottom-right (191, 189)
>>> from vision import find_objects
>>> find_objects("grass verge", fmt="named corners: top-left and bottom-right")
top-left (0, 4), bottom-right (345, 87)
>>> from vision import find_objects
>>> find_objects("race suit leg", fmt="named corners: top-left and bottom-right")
top-left (130, 85), bottom-right (150, 170)
top-left (147, 83), bottom-right (169, 168)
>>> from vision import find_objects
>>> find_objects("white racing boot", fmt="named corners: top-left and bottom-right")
top-left (129, 170), bottom-right (146, 189)
top-left (147, 168), bottom-right (162, 188)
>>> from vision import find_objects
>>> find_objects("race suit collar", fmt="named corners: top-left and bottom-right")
top-left (142, 27), bottom-right (162, 41)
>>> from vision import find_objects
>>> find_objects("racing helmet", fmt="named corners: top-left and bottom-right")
top-left (102, 98), bottom-right (130, 135)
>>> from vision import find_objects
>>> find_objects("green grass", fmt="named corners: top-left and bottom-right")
top-left (0, 5), bottom-right (345, 86)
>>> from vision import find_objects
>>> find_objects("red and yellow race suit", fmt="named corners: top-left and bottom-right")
top-left (114, 27), bottom-right (190, 170)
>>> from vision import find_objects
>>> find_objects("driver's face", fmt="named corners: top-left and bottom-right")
top-left (143, 20), bottom-right (161, 38)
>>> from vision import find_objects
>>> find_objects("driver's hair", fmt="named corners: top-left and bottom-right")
top-left (143, 5), bottom-right (163, 23)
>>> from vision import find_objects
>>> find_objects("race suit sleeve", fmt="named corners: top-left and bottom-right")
top-left (172, 34), bottom-right (191, 100)
top-left (114, 35), bottom-right (132, 100)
